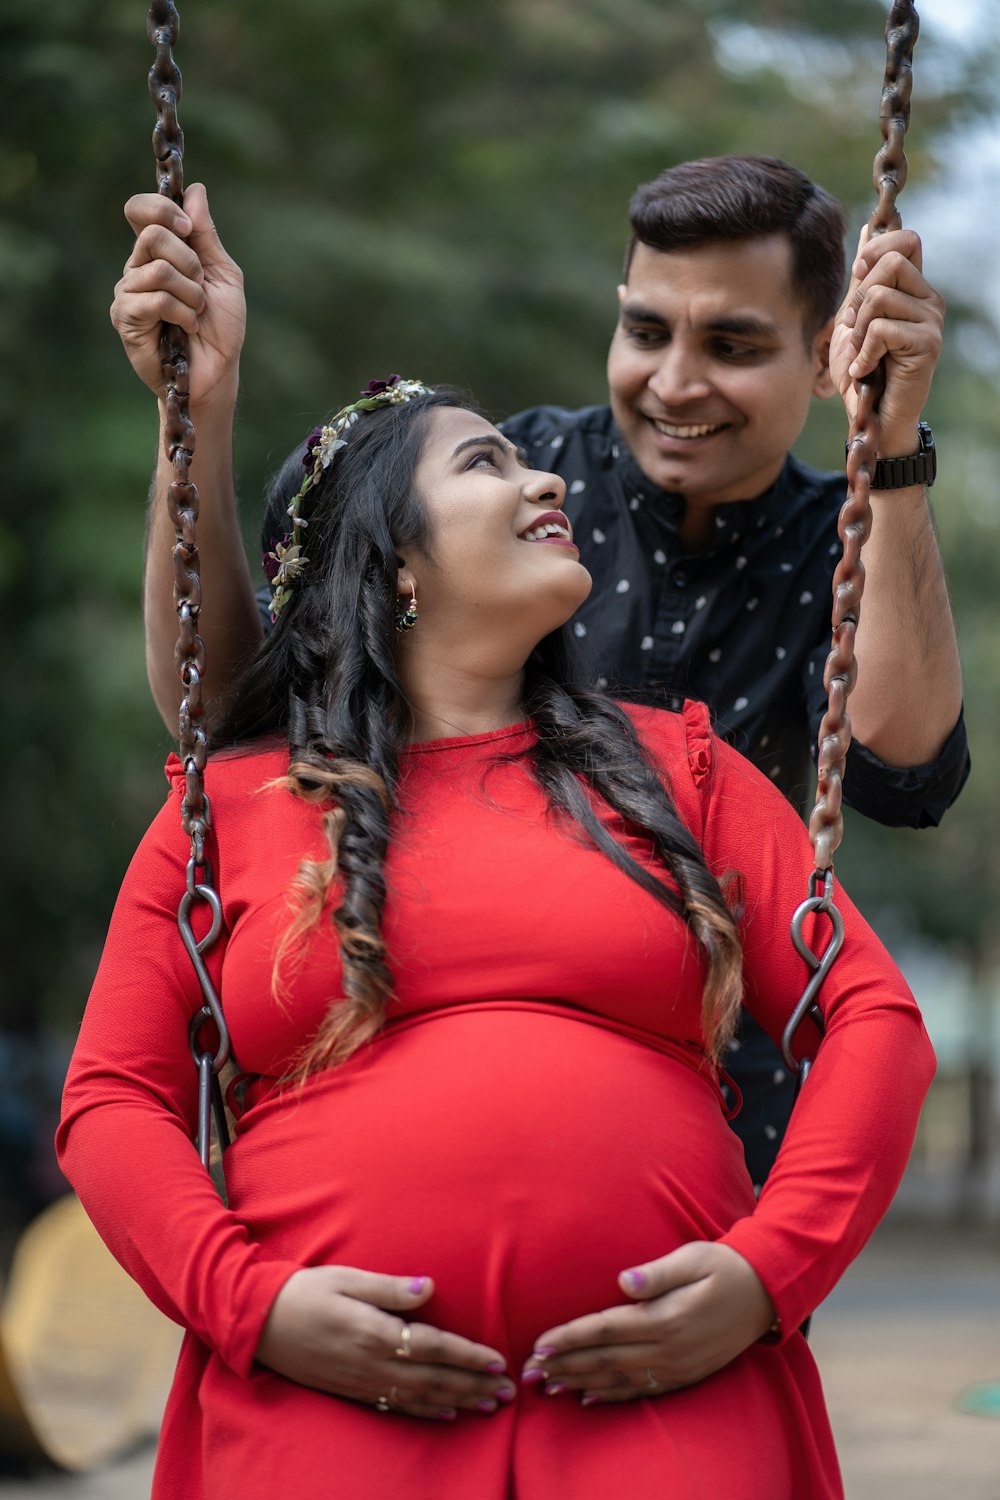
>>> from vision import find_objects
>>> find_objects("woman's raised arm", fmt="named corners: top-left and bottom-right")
top-left (111, 182), bottom-right (263, 730)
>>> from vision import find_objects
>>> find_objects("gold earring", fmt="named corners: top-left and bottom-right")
top-left (394, 581), bottom-right (418, 633)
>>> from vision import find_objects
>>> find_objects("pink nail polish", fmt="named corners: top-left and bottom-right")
top-left (495, 1385), bottom-right (516, 1404)
top-left (476, 1399), bottom-right (497, 1414)
top-left (581, 1394), bottom-right (602, 1408)
top-left (621, 1268), bottom-right (647, 1293)
top-left (533, 1344), bottom-right (557, 1359)
top-left (544, 1381), bottom-right (567, 1396)
top-left (521, 1367), bottom-right (547, 1385)
top-left (485, 1360), bottom-right (507, 1375)
top-left (438, 1408), bottom-right (457, 1422)
top-left (408, 1276), bottom-right (428, 1296)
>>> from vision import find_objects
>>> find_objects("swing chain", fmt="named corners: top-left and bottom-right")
top-left (788, 1), bottom-right (919, 1076)
top-left (149, 0), bottom-right (231, 1162)
top-left (808, 0), bottom-right (919, 876)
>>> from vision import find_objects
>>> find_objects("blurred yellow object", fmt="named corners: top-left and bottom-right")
top-left (0, 1194), bottom-right (181, 1469)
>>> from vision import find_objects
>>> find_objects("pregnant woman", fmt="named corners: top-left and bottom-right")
top-left (58, 379), bottom-right (934, 1500)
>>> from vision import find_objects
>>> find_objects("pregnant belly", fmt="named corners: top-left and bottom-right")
top-left (224, 1006), bottom-right (755, 1366)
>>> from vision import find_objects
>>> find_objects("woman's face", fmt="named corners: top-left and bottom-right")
top-left (404, 407), bottom-right (592, 645)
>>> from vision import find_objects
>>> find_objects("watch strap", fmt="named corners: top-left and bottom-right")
top-left (871, 421), bottom-right (936, 490)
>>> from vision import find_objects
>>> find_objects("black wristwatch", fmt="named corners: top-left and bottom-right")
top-left (871, 420), bottom-right (936, 490)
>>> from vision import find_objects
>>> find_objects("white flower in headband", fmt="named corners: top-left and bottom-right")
top-left (266, 375), bottom-right (434, 620)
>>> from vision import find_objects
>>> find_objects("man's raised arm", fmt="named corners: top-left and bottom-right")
top-left (828, 226), bottom-right (965, 779)
top-left (111, 182), bottom-right (263, 732)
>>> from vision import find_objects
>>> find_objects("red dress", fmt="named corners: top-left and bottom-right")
top-left (58, 702), bottom-right (934, 1500)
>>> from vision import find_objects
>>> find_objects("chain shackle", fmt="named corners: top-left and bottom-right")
top-left (148, 1), bottom-right (230, 1161)
top-left (807, 0), bottom-right (920, 875)
top-left (783, 870), bottom-right (846, 1077)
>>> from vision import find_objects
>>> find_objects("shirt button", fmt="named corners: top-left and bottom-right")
top-left (673, 571), bottom-right (687, 587)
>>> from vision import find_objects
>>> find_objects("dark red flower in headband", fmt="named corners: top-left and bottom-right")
top-left (302, 428), bottom-right (323, 467)
top-left (263, 534), bottom-right (291, 582)
top-left (360, 374), bottom-right (402, 397)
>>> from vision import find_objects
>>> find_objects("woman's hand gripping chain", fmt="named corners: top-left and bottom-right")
top-left (522, 1242), bottom-right (777, 1404)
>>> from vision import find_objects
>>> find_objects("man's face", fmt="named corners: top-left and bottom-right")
top-left (607, 235), bottom-right (834, 515)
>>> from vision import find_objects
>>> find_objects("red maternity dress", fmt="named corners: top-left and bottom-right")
top-left (58, 702), bottom-right (934, 1500)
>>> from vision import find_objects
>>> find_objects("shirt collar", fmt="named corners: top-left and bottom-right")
top-left (613, 425), bottom-right (792, 555)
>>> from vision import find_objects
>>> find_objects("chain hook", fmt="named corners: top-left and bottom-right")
top-left (783, 871), bottom-right (845, 1078)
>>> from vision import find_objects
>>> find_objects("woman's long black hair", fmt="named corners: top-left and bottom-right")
top-left (213, 391), bottom-right (742, 1077)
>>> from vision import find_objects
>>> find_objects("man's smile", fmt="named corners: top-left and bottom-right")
top-left (648, 418), bottom-right (728, 441)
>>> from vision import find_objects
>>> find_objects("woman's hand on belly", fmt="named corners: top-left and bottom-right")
top-left (254, 1265), bottom-right (517, 1418)
top-left (522, 1243), bottom-right (776, 1403)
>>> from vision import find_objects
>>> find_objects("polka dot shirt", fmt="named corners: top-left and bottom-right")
top-left (500, 403), bottom-right (968, 829)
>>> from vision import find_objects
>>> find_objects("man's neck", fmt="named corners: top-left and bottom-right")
top-left (670, 457), bottom-right (790, 554)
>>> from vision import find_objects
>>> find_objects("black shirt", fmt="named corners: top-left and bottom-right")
top-left (500, 403), bottom-right (969, 828)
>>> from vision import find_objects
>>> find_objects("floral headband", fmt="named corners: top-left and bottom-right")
top-left (264, 375), bottom-right (434, 620)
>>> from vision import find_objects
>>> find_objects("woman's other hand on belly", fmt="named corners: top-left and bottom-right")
top-left (255, 1266), bottom-right (516, 1418)
top-left (522, 1243), bottom-right (776, 1402)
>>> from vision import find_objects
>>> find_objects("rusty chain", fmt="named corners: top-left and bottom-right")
top-left (148, 0), bottom-right (231, 1164)
top-left (809, 0), bottom-right (919, 873)
top-left (786, 1), bottom-right (920, 1077)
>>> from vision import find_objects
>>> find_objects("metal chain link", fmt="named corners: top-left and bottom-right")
top-left (809, 0), bottom-right (919, 874)
top-left (148, 0), bottom-right (231, 1164)
top-left (787, 1), bottom-right (919, 1078)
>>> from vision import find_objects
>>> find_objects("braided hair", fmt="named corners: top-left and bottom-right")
top-left (213, 391), bottom-right (742, 1077)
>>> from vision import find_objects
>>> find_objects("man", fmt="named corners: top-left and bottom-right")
top-left (112, 154), bottom-right (967, 1186)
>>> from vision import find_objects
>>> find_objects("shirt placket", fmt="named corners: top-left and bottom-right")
top-left (647, 546), bottom-right (699, 703)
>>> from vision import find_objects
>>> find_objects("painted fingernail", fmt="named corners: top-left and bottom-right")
top-left (521, 1367), bottom-right (547, 1385)
top-left (581, 1394), bottom-right (603, 1407)
top-left (495, 1385), bottom-right (516, 1404)
top-left (544, 1381), bottom-right (567, 1396)
top-left (485, 1360), bottom-right (507, 1374)
top-left (533, 1344), bottom-right (557, 1359)
top-left (621, 1268), bottom-right (647, 1293)
top-left (437, 1408), bottom-right (457, 1422)
top-left (408, 1276), bottom-right (428, 1295)
top-left (476, 1398), bottom-right (497, 1414)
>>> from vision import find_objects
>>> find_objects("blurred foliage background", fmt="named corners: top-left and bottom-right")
top-left (2, 0), bottom-right (999, 1232)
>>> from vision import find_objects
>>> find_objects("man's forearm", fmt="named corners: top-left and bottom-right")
top-left (145, 386), bottom-right (263, 734)
top-left (850, 483), bottom-right (963, 766)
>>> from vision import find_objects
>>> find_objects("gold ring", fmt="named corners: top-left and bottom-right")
top-left (394, 1323), bottom-right (413, 1359)
top-left (375, 1394), bottom-right (391, 1412)
top-left (645, 1368), bottom-right (659, 1391)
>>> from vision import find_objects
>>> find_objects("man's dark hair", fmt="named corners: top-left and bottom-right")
top-left (625, 155), bottom-right (846, 337)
